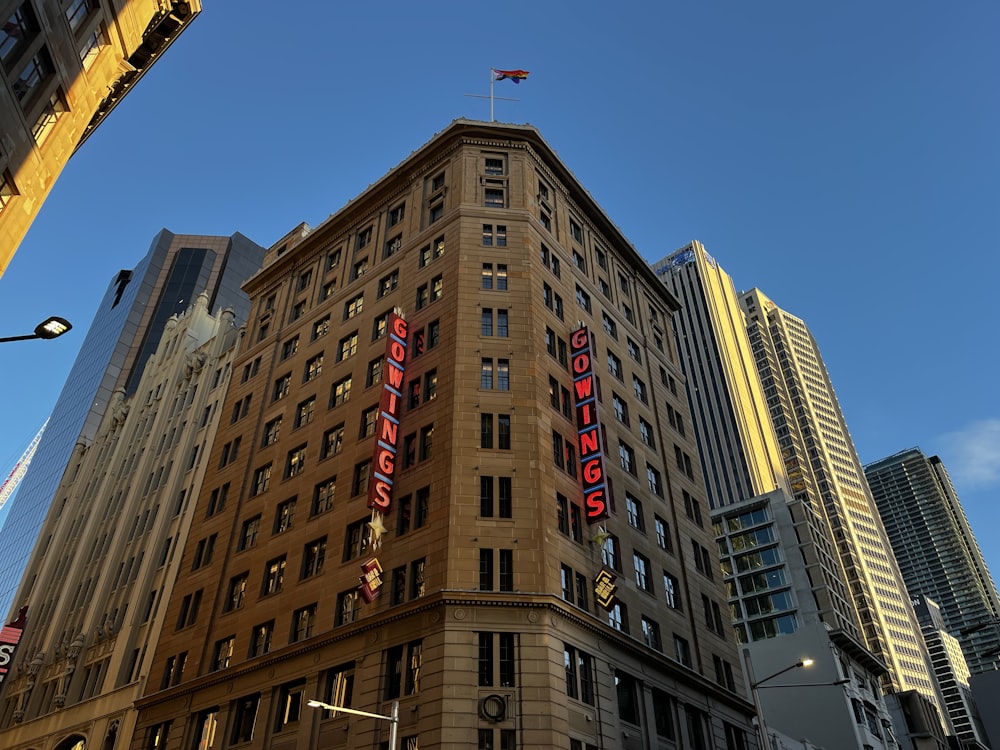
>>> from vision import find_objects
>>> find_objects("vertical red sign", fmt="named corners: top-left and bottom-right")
top-left (0, 607), bottom-right (27, 686)
top-left (570, 326), bottom-right (610, 522)
top-left (368, 313), bottom-right (408, 513)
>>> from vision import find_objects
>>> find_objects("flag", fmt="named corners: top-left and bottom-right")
top-left (494, 69), bottom-right (530, 84)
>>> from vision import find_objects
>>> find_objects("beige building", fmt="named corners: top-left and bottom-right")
top-left (739, 288), bottom-right (941, 706)
top-left (127, 120), bottom-right (758, 749)
top-left (0, 0), bottom-right (201, 276)
top-left (0, 295), bottom-right (240, 750)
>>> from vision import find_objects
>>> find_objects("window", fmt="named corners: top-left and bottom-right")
top-left (304, 353), bottom-right (323, 382)
top-left (383, 233), bottom-right (402, 260)
top-left (338, 332), bottom-right (359, 361)
top-left (642, 616), bottom-right (662, 651)
top-left (289, 300), bottom-right (306, 321)
top-left (321, 663), bottom-right (355, 716)
top-left (343, 518), bottom-right (371, 561)
top-left (498, 414), bottom-right (511, 449)
top-left (241, 357), bottom-right (262, 382)
top-left (570, 218), bottom-right (583, 243)
top-left (485, 184), bottom-right (505, 208)
top-left (294, 397), bottom-right (315, 427)
top-left (541, 244), bottom-right (561, 277)
top-left (623, 303), bottom-right (635, 324)
top-left (667, 404), bottom-right (686, 435)
top-left (602, 534), bottom-right (621, 570)
top-left (336, 589), bottom-right (359, 626)
top-left (297, 269), bottom-right (313, 292)
top-left (274, 497), bottom-right (296, 533)
top-left (261, 556), bottom-right (286, 596)
top-left (360, 405), bottom-right (378, 438)
top-left (485, 156), bottom-right (504, 175)
top-left (652, 688), bottom-right (677, 740)
top-left (612, 393), bottom-right (629, 425)
top-left (633, 376), bottom-right (648, 404)
top-left (192, 535), bottom-right (216, 570)
top-left (619, 441), bottom-right (636, 474)
top-left (429, 201), bottom-right (443, 223)
top-left (615, 670), bottom-right (640, 725)
top-left (419, 424), bottom-right (434, 461)
top-left (385, 640), bottom-right (423, 699)
top-left (674, 635), bottom-right (692, 667)
top-left (387, 202), bottom-right (405, 228)
top-left (274, 679), bottom-right (306, 732)
top-left (480, 549), bottom-right (495, 591)
top-left (626, 494), bottom-right (644, 531)
top-left (238, 516), bottom-right (260, 551)
top-left (65, 0), bottom-right (93, 32)
top-left (321, 424), bottom-right (344, 459)
top-left (572, 249), bottom-right (586, 271)
top-left (607, 351), bottom-right (622, 379)
top-left (608, 601), bottom-right (628, 633)
top-left (684, 490), bottom-right (704, 526)
top-left (416, 283), bottom-right (429, 310)
top-left (634, 552), bottom-right (652, 592)
top-left (352, 460), bottom-right (371, 496)
top-left (626, 338), bottom-right (641, 363)
top-left (378, 269), bottom-right (399, 297)
top-left (482, 224), bottom-right (507, 247)
top-left (575, 285), bottom-right (592, 314)
top-left (225, 573), bottom-right (249, 611)
top-left (251, 464), bottom-right (271, 496)
top-left (218, 437), bottom-right (241, 467)
top-left (292, 604), bottom-right (317, 642)
top-left (230, 694), bottom-right (259, 745)
top-left (481, 414), bottom-right (493, 448)
top-left (496, 309), bottom-right (508, 337)
top-left (647, 464), bottom-right (663, 497)
top-left (313, 476), bottom-right (336, 515)
top-left (212, 636), bottom-right (235, 670)
top-left (249, 621), bottom-right (274, 657)
top-left (344, 293), bottom-right (364, 320)
top-left (326, 248), bottom-right (342, 270)
top-left (481, 309), bottom-right (493, 336)
top-left (355, 226), bottom-right (373, 249)
top-left (655, 516), bottom-right (673, 552)
top-left (564, 645), bottom-right (595, 705)
top-left (312, 315), bottom-right (330, 340)
top-left (285, 445), bottom-right (306, 478)
top-left (302, 536), bottom-right (327, 578)
top-left (692, 540), bottom-right (715, 579)
top-left (176, 590), bottom-right (202, 630)
top-left (331, 376), bottom-right (352, 406)
top-left (478, 632), bottom-right (516, 688)
top-left (13, 46), bottom-right (53, 104)
top-left (663, 571), bottom-right (681, 609)
top-left (640, 418), bottom-right (655, 448)
top-left (272, 373), bottom-right (291, 401)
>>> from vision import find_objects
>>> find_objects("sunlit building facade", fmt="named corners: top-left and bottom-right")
top-left (128, 120), bottom-right (758, 750)
top-left (0, 229), bottom-right (265, 618)
top-left (0, 298), bottom-right (241, 750)
top-left (866, 448), bottom-right (1000, 676)
top-left (0, 0), bottom-right (202, 276)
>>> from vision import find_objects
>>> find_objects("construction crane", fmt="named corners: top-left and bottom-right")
top-left (0, 421), bottom-right (47, 513)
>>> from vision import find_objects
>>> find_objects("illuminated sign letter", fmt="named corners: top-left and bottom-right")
top-left (571, 326), bottom-right (610, 523)
top-left (368, 313), bottom-right (407, 513)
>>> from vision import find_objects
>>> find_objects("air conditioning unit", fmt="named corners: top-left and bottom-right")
top-left (478, 694), bottom-right (508, 723)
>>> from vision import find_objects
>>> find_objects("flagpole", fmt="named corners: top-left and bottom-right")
top-left (489, 68), bottom-right (495, 122)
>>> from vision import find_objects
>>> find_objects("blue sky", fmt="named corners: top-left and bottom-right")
top-left (1, 2), bottom-right (998, 573)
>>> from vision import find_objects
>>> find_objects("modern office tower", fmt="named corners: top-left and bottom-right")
top-left (866, 448), bottom-right (1000, 676)
top-left (129, 120), bottom-right (757, 750)
top-left (912, 595), bottom-right (990, 748)
top-left (652, 247), bottom-right (858, 638)
top-left (738, 285), bottom-right (942, 704)
top-left (653, 249), bottom-right (942, 715)
top-left (0, 297), bottom-right (241, 750)
top-left (0, 0), bottom-right (202, 276)
top-left (0, 229), bottom-right (265, 617)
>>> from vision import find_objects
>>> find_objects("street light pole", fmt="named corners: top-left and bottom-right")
top-left (0, 316), bottom-right (72, 343)
top-left (306, 698), bottom-right (400, 750)
top-left (743, 649), bottom-right (814, 750)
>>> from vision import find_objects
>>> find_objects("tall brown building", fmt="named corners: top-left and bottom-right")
top-left (132, 120), bottom-right (757, 750)
top-left (0, 0), bottom-right (201, 276)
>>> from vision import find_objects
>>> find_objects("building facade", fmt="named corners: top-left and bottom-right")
top-left (129, 120), bottom-right (758, 750)
top-left (911, 594), bottom-right (990, 748)
top-left (0, 0), bottom-right (202, 276)
top-left (733, 287), bottom-right (939, 705)
top-left (0, 229), bottom-right (265, 617)
top-left (0, 297), bottom-right (241, 750)
top-left (865, 448), bottom-right (1000, 676)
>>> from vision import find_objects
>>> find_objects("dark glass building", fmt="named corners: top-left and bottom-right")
top-left (0, 229), bottom-right (265, 615)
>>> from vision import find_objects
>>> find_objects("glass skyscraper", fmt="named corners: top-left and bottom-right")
top-left (0, 229), bottom-right (264, 616)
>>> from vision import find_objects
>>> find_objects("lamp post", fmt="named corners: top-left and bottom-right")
top-left (306, 698), bottom-right (399, 750)
top-left (743, 649), bottom-right (813, 750)
top-left (0, 317), bottom-right (72, 343)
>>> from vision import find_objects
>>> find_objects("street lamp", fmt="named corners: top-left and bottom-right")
top-left (306, 698), bottom-right (399, 750)
top-left (743, 650), bottom-right (813, 750)
top-left (0, 316), bottom-right (72, 343)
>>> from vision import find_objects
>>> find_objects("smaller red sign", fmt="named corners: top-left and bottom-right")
top-left (359, 558), bottom-right (384, 603)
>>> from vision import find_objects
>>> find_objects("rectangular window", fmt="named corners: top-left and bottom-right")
top-left (274, 497), bottom-right (296, 533)
top-left (230, 695), bottom-right (259, 745)
top-left (251, 464), bottom-right (271, 496)
top-left (249, 621), bottom-right (274, 657)
top-left (642, 616), bottom-right (662, 651)
top-left (238, 516), bottom-right (260, 551)
top-left (338, 332), bottom-right (359, 361)
top-left (575, 286), bottom-right (592, 314)
top-left (292, 604), bottom-right (317, 642)
top-left (212, 636), bottom-right (235, 671)
top-left (261, 556), bottom-right (286, 596)
top-left (285, 445), bottom-right (306, 477)
top-left (321, 424), bottom-right (344, 459)
top-left (302, 537), bottom-right (327, 578)
top-left (225, 573), bottom-right (249, 611)
top-left (634, 552), bottom-right (652, 592)
top-left (294, 397), bottom-right (315, 427)
top-left (313, 477), bottom-right (336, 515)
top-left (331, 376), bottom-right (352, 407)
